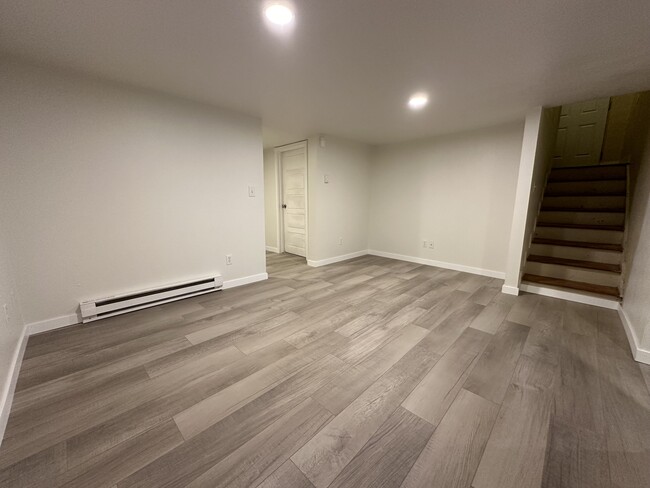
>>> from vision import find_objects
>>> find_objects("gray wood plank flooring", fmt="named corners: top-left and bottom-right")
top-left (1, 251), bottom-right (649, 487)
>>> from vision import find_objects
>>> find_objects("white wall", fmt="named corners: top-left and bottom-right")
top-left (0, 59), bottom-right (266, 325)
top-left (307, 136), bottom-right (371, 264)
top-left (503, 107), bottom-right (560, 291)
top-left (602, 93), bottom-right (640, 164)
top-left (263, 148), bottom-right (279, 252)
top-left (368, 122), bottom-right (524, 276)
top-left (0, 221), bottom-right (25, 440)
top-left (621, 93), bottom-right (650, 361)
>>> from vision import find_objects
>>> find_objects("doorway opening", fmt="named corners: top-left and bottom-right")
top-left (552, 93), bottom-right (642, 167)
top-left (263, 140), bottom-right (309, 270)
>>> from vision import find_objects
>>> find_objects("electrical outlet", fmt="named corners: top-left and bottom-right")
top-left (428, 240), bottom-right (434, 249)
top-left (339, 237), bottom-right (343, 246)
top-left (3, 304), bottom-right (9, 324)
top-left (422, 240), bottom-right (427, 248)
top-left (226, 254), bottom-right (233, 265)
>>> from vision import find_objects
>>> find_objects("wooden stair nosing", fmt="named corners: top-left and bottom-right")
top-left (544, 191), bottom-right (626, 197)
top-left (527, 254), bottom-right (621, 273)
top-left (540, 207), bottom-right (625, 213)
top-left (531, 237), bottom-right (623, 252)
top-left (522, 273), bottom-right (620, 298)
top-left (550, 162), bottom-right (629, 171)
top-left (536, 222), bottom-right (624, 232)
top-left (547, 176), bottom-right (626, 183)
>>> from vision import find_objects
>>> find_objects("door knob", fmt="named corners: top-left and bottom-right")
top-left (282, 204), bottom-right (287, 208)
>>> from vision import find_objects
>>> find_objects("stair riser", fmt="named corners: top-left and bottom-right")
top-left (524, 262), bottom-right (621, 287)
top-left (542, 195), bottom-right (626, 210)
top-left (533, 226), bottom-right (623, 244)
top-left (529, 244), bottom-right (622, 265)
top-left (538, 211), bottom-right (625, 226)
top-left (522, 274), bottom-right (620, 298)
top-left (545, 180), bottom-right (626, 195)
top-left (549, 165), bottom-right (627, 182)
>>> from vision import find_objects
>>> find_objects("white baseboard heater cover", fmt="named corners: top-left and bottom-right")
top-left (80, 275), bottom-right (223, 323)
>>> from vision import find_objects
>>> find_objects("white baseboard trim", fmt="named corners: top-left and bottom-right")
top-left (618, 305), bottom-right (650, 365)
top-left (223, 272), bottom-right (269, 289)
top-left (17, 275), bottom-right (268, 333)
top-left (26, 313), bottom-right (80, 336)
top-left (19, 273), bottom-right (269, 334)
top-left (519, 283), bottom-right (619, 310)
top-left (501, 285), bottom-right (520, 296)
top-left (0, 270), bottom-right (270, 446)
top-left (307, 250), bottom-right (368, 268)
top-left (367, 250), bottom-right (506, 279)
top-left (1, 314), bottom-right (88, 446)
top-left (265, 246), bottom-right (279, 253)
top-left (0, 328), bottom-right (28, 446)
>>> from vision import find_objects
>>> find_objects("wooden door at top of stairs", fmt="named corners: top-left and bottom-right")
top-left (280, 144), bottom-right (307, 257)
top-left (552, 98), bottom-right (610, 167)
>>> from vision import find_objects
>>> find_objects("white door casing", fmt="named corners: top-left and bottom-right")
top-left (552, 97), bottom-right (610, 167)
top-left (277, 141), bottom-right (308, 257)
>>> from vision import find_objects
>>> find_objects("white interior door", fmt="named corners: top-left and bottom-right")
top-left (552, 97), bottom-right (610, 167)
top-left (280, 145), bottom-right (307, 257)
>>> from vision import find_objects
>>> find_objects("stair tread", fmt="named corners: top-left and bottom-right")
top-left (548, 164), bottom-right (628, 182)
top-left (540, 207), bottom-right (625, 213)
top-left (536, 222), bottom-right (624, 231)
top-left (522, 274), bottom-right (621, 298)
top-left (528, 254), bottom-right (621, 273)
top-left (544, 192), bottom-right (626, 197)
top-left (550, 163), bottom-right (629, 171)
top-left (532, 237), bottom-right (623, 252)
top-left (547, 177), bottom-right (627, 182)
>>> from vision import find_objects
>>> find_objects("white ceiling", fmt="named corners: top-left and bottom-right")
top-left (2, 1), bottom-right (650, 146)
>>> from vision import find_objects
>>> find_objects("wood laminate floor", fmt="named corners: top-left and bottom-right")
top-left (1, 252), bottom-right (649, 487)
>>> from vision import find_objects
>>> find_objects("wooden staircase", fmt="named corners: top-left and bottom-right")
top-left (522, 164), bottom-right (627, 300)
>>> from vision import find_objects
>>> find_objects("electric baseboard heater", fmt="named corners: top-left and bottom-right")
top-left (80, 274), bottom-right (223, 323)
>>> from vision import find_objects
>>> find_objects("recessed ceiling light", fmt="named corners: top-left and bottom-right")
top-left (408, 93), bottom-right (429, 110)
top-left (264, 4), bottom-right (295, 26)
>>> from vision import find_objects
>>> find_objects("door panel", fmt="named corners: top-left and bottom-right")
top-left (285, 213), bottom-right (305, 228)
top-left (281, 145), bottom-right (307, 257)
top-left (552, 98), bottom-right (609, 167)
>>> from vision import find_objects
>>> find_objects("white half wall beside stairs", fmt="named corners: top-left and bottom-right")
top-left (618, 92), bottom-right (650, 365)
top-left (503, 106), bottom-right (561, 294)
top-left (618, 306), bottom-right (650, 364)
